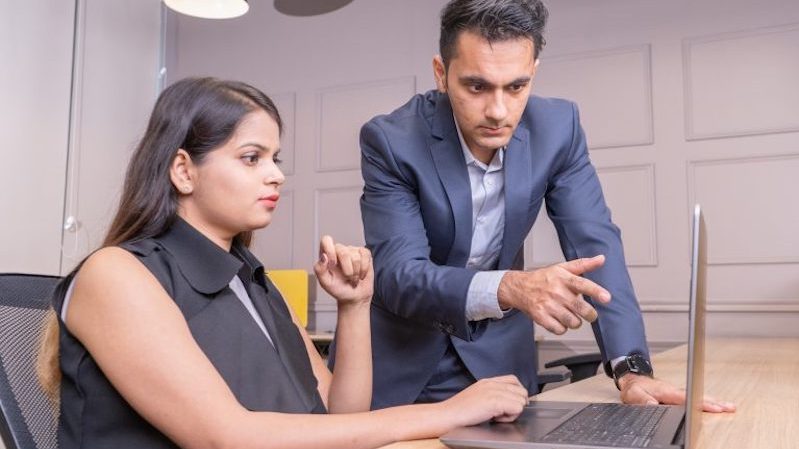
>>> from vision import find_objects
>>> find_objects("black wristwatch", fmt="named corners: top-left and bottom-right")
top-left (612, 353), bottom-right (653, 390)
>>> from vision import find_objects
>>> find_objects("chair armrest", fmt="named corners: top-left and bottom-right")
top-left (544, 353), bottom-right (603, 382)
top-left (536, 368), bottom-right (572, 393)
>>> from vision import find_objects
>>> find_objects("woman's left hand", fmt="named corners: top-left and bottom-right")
top-left (313, 235), bottom-right (373, 307)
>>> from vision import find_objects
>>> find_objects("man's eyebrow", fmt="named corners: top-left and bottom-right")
top-left (507, 76), bottom-right (532, 85)
top-left (458, 76), bottom-right (532, 87)
top-left (459, 75), bottom-right (492, 86)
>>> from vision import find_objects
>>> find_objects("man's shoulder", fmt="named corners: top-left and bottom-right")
top-left (526, 95), bottom-right (577, 116)
top-left (518, 95), bottom-right (581, 135)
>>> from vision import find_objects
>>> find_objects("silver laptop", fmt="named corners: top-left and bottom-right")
top-left (441, 204), bottom-right (707, 449)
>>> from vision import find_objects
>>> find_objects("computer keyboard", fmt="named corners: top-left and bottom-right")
top-left (541, 403), bottom-right (669, 448)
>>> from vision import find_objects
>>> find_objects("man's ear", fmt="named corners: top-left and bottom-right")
top-left (432, 55), bottom-right (447, 93)
top-left (169, 149), bottom-right (195, 195)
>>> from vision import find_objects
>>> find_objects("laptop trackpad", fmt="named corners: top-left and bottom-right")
top-left (440, 401), bottom-right (587, 445)
top-left (525, 407), bottom-right (572, 419)
top-left (516, 401), bottom-right (586, 439)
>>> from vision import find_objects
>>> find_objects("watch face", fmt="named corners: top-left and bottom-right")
top-left (629, 354), bottom-right (652, 374)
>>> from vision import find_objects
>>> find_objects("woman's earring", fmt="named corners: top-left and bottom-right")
top-left (181, 185), bottom-right (192, 194)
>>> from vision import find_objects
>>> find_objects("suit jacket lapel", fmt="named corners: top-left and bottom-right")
top-left (430, 94), bottom-right (473, 267)
top-left (498, 123), bottom-right (532, 268)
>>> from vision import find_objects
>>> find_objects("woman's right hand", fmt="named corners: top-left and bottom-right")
top-left (440, 375), bottom-right (529, 427)
top-left (313, 235), bottom-right (373, 308)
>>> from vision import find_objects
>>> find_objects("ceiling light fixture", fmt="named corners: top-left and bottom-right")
top-left (273, 0), bottom-right (354, 17)
top-left (164, 0), bottom-right (249, 19)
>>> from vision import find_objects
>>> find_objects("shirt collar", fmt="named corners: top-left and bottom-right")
top-left (156, 217), bottom-right (265, 295)
top-left (453, 116), bottom-right (505, 171)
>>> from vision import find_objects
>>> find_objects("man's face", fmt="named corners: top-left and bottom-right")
top-left (434, 30), bottom-right (538, 163)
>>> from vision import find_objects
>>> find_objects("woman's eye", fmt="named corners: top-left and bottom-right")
top-left (242, 154), bottom-right (260, 165)
top-left (273, 155), bottom-right (283, 165)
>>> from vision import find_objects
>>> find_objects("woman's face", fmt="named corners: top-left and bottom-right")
top-left (178, 110), bottom-right (285, 242)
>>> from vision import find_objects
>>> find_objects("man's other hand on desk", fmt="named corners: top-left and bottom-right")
top-left (498, 255), bottom-right (612, 335)
top-left (618, 374), bottom-right (737, 413)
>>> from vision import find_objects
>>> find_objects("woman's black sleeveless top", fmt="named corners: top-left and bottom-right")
top-left (53, 218), bottom-right (326, 448)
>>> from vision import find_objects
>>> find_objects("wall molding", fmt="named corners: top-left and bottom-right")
top-left (312, 184), bottom-right (364, 263)
top-left (526, 163), bottom-right (659, 268)
top-left (541, 44), bottom-right (654, 150)
top-left (687, 152), bottom-right (799, 265)
top-left (683, 23), bottom-right (799, 141)
top-left (537, 339), bottom-right (679, 355)
top-left (595, 163), bottom-right (659, 266)
top-left (268, 92), bottom-right (297, 175)
top-left (639, 300), bottom-right (799, 313)
top-left (251, 189), bottom-right (295, 268)
top-left (315, 76), bottom-right (416, 173)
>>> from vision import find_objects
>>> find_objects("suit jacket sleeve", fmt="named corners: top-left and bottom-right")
top-left (546, 102), bottom-right (650, 375)
top-left (359, 120), bottom-right (476, 341)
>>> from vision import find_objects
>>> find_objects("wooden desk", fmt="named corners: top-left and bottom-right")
top-left (380, 338), bottom-right (799, 449)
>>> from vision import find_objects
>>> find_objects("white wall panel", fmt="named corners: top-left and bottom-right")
top-left (689, 154), bottom-right (799, 264)
top-left (596, 165), bottom-right (658, 266)
top-left (269, 92), bottom-right (296, 175)
top-left (251, 190), bottom-right (294, 269)
top-left (313, 186), bottom-right (365, 308)
top-left (314, 186), bottom-right (365, 256)
top-left (317, 76), bottom-right (416, 172)
top-left (684, 24), bottom-right (799, 140)
top-left (534, 45), bottom-right (653, 149)
top-left (525, 165), bottom-right (658, 267)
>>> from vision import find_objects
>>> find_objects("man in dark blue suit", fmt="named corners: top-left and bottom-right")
top-left (349, 0), bottom-right (735, 414)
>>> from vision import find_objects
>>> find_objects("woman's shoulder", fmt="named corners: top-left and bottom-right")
top-left (78, 246), bottom-right (155, 288)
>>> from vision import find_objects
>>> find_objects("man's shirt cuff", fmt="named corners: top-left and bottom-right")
top-left (465, 270), bottom-right (508, 321)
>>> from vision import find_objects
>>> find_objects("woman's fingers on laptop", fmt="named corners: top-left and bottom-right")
top-left (444, 375), bottom-right (529, 426)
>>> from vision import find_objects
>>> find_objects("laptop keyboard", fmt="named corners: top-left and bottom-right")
top-left (540, 403), bottom-right (669, 448)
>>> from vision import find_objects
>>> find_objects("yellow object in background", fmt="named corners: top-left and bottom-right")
top-left (266, 270), bottom-right (309, 327)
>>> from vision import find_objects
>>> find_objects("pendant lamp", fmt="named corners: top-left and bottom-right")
top-left (164, 0), bottom-right (249, 19)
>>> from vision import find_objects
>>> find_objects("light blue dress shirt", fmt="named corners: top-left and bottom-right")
top-left (454, 122), bottom-right (509, 322)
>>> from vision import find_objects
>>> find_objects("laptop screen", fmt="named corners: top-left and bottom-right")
top-left (684, 204), bottom-right (707, 449)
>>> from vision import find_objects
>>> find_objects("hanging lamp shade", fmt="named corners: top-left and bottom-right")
top-left (164, 0), bottom-right (249, 19)
top-left (273, 0), bottom-right (353, 17)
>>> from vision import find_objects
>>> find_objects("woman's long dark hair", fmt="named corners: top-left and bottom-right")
top-left (39, 77), bottom-right (283, 398)
top-left (106, 77), bottom-right (282, 246)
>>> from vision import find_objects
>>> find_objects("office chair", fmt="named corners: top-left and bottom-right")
top-left (537, 352), bottom-right (603, 392)
top-left (0, 273), bottom-right (61, 449)
top-left (266, 270), bottom-right (309, 327)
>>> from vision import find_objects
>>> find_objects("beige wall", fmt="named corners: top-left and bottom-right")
top-left (529, 0), bottom-right (799, 356)
top-left (170, 0), bottom-right (799, 349)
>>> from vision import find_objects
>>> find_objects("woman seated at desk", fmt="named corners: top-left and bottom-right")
top-left (37, 77), bottom-right (529, 449)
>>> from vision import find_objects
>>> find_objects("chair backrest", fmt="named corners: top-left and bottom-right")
top-left (0, 274), bottom-right (61, 449)
top-left (266, 270), bottom-right (309, 327)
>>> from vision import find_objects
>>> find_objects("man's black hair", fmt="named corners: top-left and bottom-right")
top-left (439, 0), bottom-right (548, 66)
